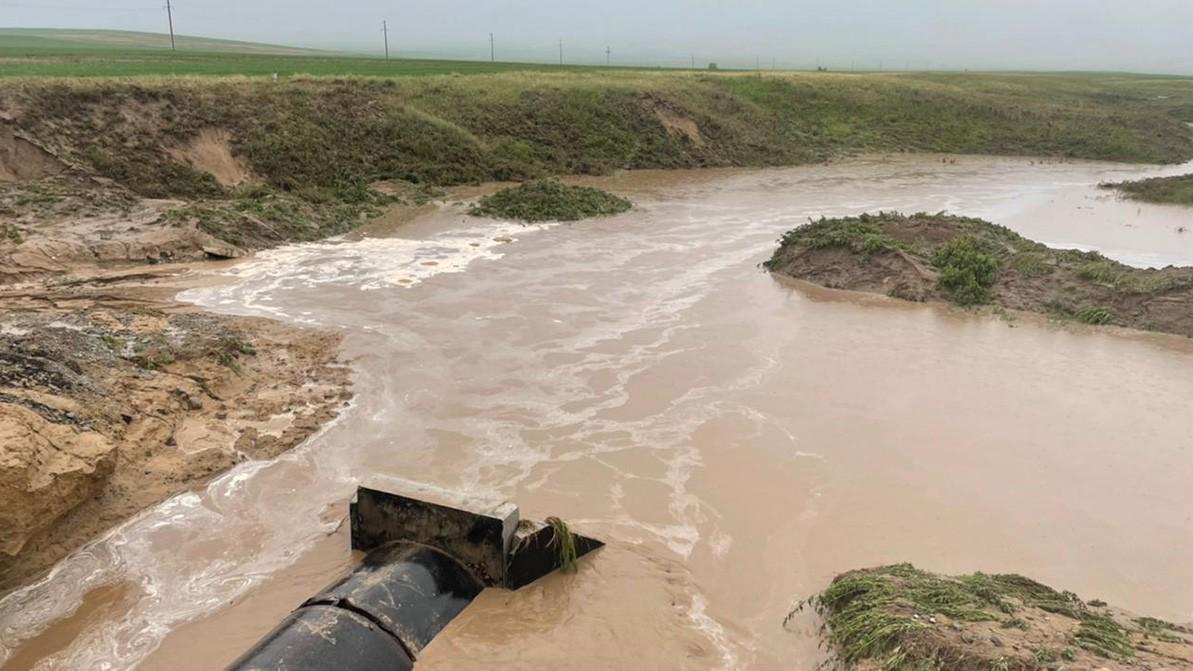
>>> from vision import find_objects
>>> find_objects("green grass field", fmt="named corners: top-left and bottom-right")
top-left (0, 28), bottom-right (662, 78)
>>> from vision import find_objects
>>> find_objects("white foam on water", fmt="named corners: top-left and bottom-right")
top-left (179, 221), bottom-right (555, 322)
top-left (687, 593), bottom-right (742, 670)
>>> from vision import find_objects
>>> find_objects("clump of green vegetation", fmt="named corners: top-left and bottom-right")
top-left (1074, 259), bottom-right (1125, 285)
top-left (1, 222), bottom-right (22, 244)
top-left (214, 336), bottom-right (256, 375)
top-left (769, 214), bottom-right (904, 259)
top-left (137, 348), bottom-right (176, 371)
top-left (1075, 306), bottom-right (1116, 326)
top-left (1102, 174), bottom-right (1193, 206)
top-left (468, 179), bottom-right (631, 222)
top-left (163, 186), bottom-right (399, 248)
top-left (1010, 252), bottom-right (1052, 278)
top-left (794, 564), bottom-right (1160, 671)
top-left (1134, 616), bottom-right (1192, 643)
top-left (932, 237), bottom-right (1000, 306)
top-left (544, 516), bottom-right (579, 574)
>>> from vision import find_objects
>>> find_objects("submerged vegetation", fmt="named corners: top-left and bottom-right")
top-left (545, 516), bottom-right (579, 574)
top-left (469, 179), bottom-right (631, 222)
top-left (793, 564), bottom-right (1192, 671)
top-left (764, 212), bottom-right (1193, 337)
top-left (1102, 173), bottom-right (1193, 206)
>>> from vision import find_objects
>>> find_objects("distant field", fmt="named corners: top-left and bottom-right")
top-left (0, 28), bottom-right (649, 78)
top-left (0, 28), bottom-right (327, 54)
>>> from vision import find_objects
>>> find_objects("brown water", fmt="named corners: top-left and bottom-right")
top-left (4, 155), bottom-right (1193, 670)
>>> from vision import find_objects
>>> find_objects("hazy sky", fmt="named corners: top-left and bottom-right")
top-left (4, 0), bottom-right (1193, 73)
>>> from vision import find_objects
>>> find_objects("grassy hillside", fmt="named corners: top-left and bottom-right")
top-left (5, 72), bottom-right (1192, 192)
top-left (1, 71), bottom-right (1191, 253)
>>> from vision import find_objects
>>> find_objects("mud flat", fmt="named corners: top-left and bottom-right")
top-left (764, 212), bottom-right (1193, 337)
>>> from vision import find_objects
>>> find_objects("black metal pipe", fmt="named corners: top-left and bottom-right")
top-left (226, 542), bottom-right (483, 670)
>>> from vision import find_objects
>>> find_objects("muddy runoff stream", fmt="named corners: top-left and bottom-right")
top-left (4, 155), bottom-right (1193, 670)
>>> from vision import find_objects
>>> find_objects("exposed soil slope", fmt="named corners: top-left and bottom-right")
top-left (765, 212), bottom-right (1193, 337)
top-left (0, 275), bottom-right (350, 592)
top-left (796, 564), bottom-right (1193, 671)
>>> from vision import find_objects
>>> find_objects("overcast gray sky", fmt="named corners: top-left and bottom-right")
top-left (4, 0), bottom-right (1193, 73)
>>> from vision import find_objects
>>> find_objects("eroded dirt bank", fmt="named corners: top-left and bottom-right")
top-left (0, 269), bottom-right (350, 593)
top-left (765, 212), bottom-right (1193, 336)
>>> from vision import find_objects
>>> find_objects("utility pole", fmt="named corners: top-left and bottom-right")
top-left (558, 39), bottom-right (563, 66)
top-left (164, 0), bottom-right (176, 51)
top-left (690, 54), bottom-right (695, 70)
top-left (490, 32), bottom-right (494, 62)
top-left (382, 20), bottom-right (389, 61)
top-left (606, 45), bottom-right (611, 66)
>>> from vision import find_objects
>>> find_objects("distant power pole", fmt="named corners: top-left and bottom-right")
top-left (490, 32), bottom-right (495, 62)
top-left (382, 21), bottom-right (389, 60)
top-left (606, 45), bottom-right (611, 66)
top-left (164, 0), bottom-right (176, 50)
top-left (558, 39), bottom-right (563, 65)
top-left (690, 54), bottom-right (695, 70)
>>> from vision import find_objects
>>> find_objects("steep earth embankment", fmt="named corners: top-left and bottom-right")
top-left (1, 73), bottom-right (1192, 276)
top-left (764, 212), bottom-right (1193, 337)
top-left (0, 274), bottom-right (351, 592)
top-left (0, 255), bottom-right (360, 594)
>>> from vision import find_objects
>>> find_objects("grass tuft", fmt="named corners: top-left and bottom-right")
top-left (469, 179), bottom-right (631, 222)
top-left (932, 237), bottom-right (1000, 306)
top-left (545, 516), bottom-right (579, 573)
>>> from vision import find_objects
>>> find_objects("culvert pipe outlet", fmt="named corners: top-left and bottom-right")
top-left (226, 541), bottom-right (482, 671)
top-left (226, 479), bottom-right (603, 670)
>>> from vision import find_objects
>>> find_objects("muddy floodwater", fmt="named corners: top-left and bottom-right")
top-left (4, 155), bottom-right (1193, 670)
